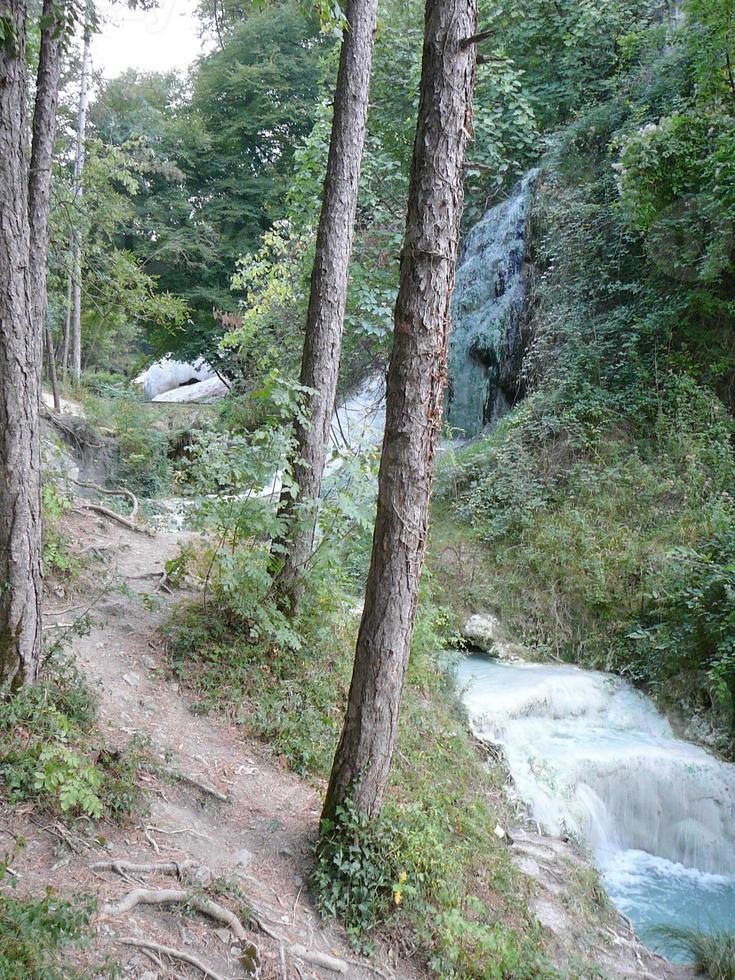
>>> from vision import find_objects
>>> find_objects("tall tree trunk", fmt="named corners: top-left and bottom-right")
top-left (322, 0), bottom-right (477, 822)
top-left (0, 0), bottom-right (43, 688)
top-left (30, 0), bottom-right (64, 413)
top-left (70, 19), bottom-right (91, 382)
top-left (272, 0), bottom-right (379, 612)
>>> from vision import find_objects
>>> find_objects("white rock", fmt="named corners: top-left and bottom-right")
top-left (152, 374), bottom-right (229, 404)
top-left (134, 357), bottom-right (215, 401)
top-left (122, 671), bottom-right (142, 688)
top-left (462, 613), bottom-right (503, 652)
top-left (234, 848), bottom-right (253, 868)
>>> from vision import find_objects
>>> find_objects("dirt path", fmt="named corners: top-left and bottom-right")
top-left (5, 511), bottom-right (417, 980)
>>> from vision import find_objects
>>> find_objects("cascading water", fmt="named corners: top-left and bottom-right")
top-left (457, 656), bottom-right (735, 960)
top-left (447, 170), bottom-right (537, 438)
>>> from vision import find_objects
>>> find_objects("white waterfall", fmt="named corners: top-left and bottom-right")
top-left (447, 170), bottom-right (537, 437)
top-left (458, 656), bottom-right (735, 957)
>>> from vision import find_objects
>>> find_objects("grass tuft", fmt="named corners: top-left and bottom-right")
top-left (652, 926), bottom-right (735, 980)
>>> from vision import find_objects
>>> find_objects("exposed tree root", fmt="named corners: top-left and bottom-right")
top-left (105, 879), bottom-right (350, 976)
top-left (250, 916), bottom-right (349, 974)
top-left (116, 938), bottom-right (230, 980)
top-left (75, 502), bottom-right (153, 535)
top-left (289, 944), bottom-right (348, 974)
top-left (70, 478), bottom-right (139, 520)
top-left (91, 858), bottom-right (198, 878)
top-left (103, 887), bottom-right (247, 939)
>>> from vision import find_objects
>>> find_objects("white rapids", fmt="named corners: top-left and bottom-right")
top-left (457, 656), bottom-right (735, 959)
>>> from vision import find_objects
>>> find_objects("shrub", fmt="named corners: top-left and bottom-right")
top-left (623, 524), bottom-right (735, 746)
top-left (42, 478), bottom-right (77, 577)
top-left (82, 388), bottom-right (171, 498)
top-left (0, 852), bottom-right (94, 979)
top-left (312, 798), bottom-right (411, 949)
top-left (0, 656), bottom-right (144, 820)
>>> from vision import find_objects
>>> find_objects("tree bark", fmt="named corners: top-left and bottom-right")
top-left (69, 19), bottom-right (91, 381)
top-left (0, 0), bottom-right (44, 688)
top-left (322, 0), bottom-right (477, 822)
top-left (30, 0), bottom-right (64, 411)
top-left (272, 0), bottom-right (379, 612)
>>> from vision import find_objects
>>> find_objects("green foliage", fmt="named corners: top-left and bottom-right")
top-left (42, 478), bottom-right (76, 576)
top-left (83, 386), bottom-right (171, 498)
top-left (625, 525), bottom-right (735, 745)
top-left (482, 0), bottom-right (656, 131)
top-left (312, 784), bottom-right (555, 978)
top-left (86, 2), bottom-right (323, 367)
top-left (653, 926), bottom-right (735, 980)
top-left (225, 223), bottom-right (310, 385)
top-left (47, 136), bottom-right (187, 375)
top-left (438, 0), bottom-right (735, 751)
top-left (0, 657), bottom-right (143, 820)
top-left (428, 907), bottom-right (557, 980)
top-left (312, 798), bottom-right (425, 949)
top-left (0, 854), bottom-right (94, 980)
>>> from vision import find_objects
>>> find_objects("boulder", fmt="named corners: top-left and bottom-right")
top-left (462, 613), bottom-right (503, 653)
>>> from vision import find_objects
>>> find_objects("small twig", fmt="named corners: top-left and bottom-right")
top-left (45, 603), bottom-right (84, 616)
top-left (28, 816), bottom-right (83, 855)
top-left (151, 764), bottom-right (229, 803)
top-left (146, 824), bottom-right (212, 841)
top-left (116, 938), bottom-right (228, 980)
top-left (460, 27), bottom-right (492, 48)
top-left (292, 881), bottom-right (304, 921)
top-left (77, 542), bottom-right (116, 555)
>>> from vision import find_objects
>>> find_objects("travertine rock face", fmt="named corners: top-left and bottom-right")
top-left (135, 357), bottom-right (215, 400)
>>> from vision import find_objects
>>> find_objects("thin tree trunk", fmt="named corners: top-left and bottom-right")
top-left (70, 19), bottom-right (91, 382)
top-left (61, 270), bottom-right (71, 376)
top-left (30, 0), bottom-right (64, 413)
top-left (45, 322), bottom-right (61, 411)
top-left (322, 0), bottom-right (477, 822)
top-left (0, 0), bottom-right (43, 688)
top-left (272, 0), bottom-right (379, 612)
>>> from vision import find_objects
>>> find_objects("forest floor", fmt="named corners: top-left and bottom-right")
top-left (3, 510), bottom-right (420, 980)
top-left (2, 502), bottom-right (696, 980)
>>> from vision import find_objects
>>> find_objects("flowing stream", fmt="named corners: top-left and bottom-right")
top-left (457, 656), bottom-right (735, 960)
